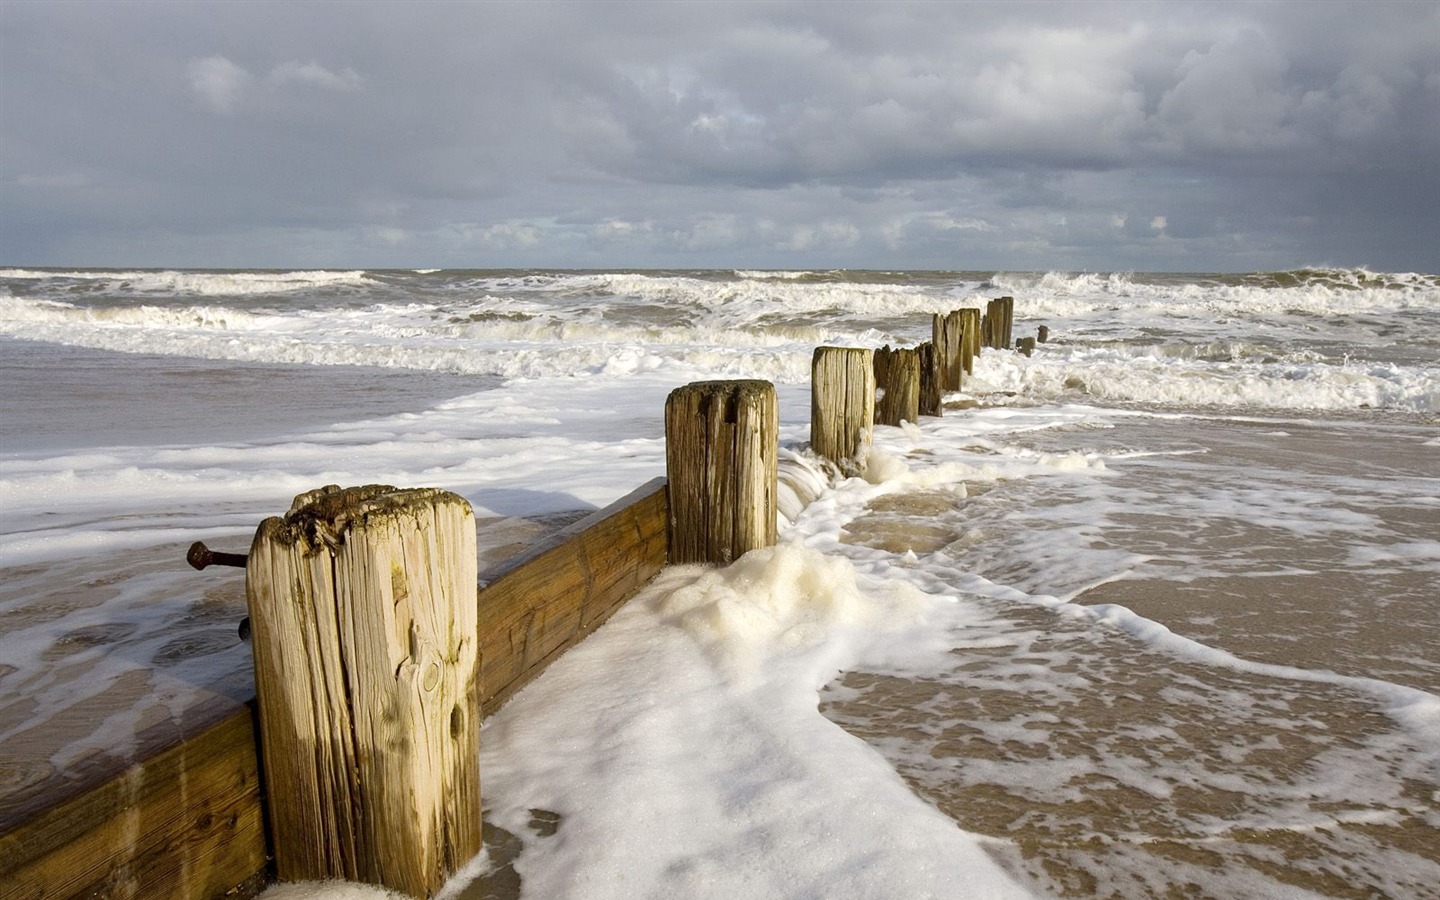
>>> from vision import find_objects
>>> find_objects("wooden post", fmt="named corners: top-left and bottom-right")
top-left (985, 296), bottom-right (1015, 350)
top-left (917, 341), bottom-right (942, 417)
top-left (245, 485), bottom-right (480, 897)
top-left (873, 344), bottom-right (890, 413)
top-left (932, 312), bottom-right (964, 391)
top-left (810, 346), bottom-right (875, 475)
top-left (1017, 336), bottom-right (1036, 357)
top-left (666, 380), bottom-right (778, 565)
top-left (1038, 324), bottom-right (1050, 343)
top-left (874, 345), bottom-right (920, 427)
top-left (959, 307), bottom-right (981, 375)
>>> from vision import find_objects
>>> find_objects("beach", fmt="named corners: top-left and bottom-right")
top-left (2, 267), bottom-right (1437, 897)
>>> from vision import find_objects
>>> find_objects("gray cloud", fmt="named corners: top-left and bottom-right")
top-left (1, 0), bottom-right (1436, 271)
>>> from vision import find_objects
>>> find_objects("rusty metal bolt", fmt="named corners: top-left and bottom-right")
top-left (186, 541), bottom-right (247, 570)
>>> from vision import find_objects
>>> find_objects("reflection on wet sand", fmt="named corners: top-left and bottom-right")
top-left (820, 613), bottom-right (1440, 898)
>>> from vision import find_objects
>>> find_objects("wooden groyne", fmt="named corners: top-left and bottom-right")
top-left (0, 483), bottom-right (667, 900)
top-left (0, 296), bottom-right (1041, 899)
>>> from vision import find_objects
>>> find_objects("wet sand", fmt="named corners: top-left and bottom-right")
top-left (821, 410), bottom-right (1440, 897)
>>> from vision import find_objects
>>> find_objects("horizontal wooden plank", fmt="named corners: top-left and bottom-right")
top-left (0, 705), bottom-right (269, 900)
top-left (479, 478), bottom-right (668, 715)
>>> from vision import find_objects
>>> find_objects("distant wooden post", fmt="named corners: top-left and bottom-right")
top-left (811, 346), bottom-right (874, 474)
top-left (1037, 324), bottom-right (1050, 343)
top-left (1017, 336), bottom-right (1036, 357)
top-left (245, 485), bottom-right (481, 898)
top-left (960, 307), bottom-right (981, 374)
top-left (665, 380), bottom-right (778, 565)
top-left (932, 312), bottom-right (965, 391)
top-left (917, 341), bottom-right (942, 417)
top-left (874, 345), bottom-right (920, 426)
top-left (984, 296), bottom-right (1015, 350)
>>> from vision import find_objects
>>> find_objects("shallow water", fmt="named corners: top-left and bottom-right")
top-left (0, 337), bottom-right (493, 453)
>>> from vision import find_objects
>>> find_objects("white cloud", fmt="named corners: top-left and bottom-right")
top-left (592, 218), bottom-right (653, 244)
top-left (187, 57), bottom-right (360, 115)
top-left (473, 222), bottom-right (543, 250)
top-left (1154, 27), bottom-right (1298, 154)
top-left (187, 55), bottom-right (251, 114)
top-left (268, 61), bottom-right (362, 92)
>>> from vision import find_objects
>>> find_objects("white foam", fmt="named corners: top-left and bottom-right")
top-left (970, 345), bottom-right (1440, 413)
top-left (474, 546), bottom-right (1032, 900)
top-left (0, 268), bottom-right (372, 294)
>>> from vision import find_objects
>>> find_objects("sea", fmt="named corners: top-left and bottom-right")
top-left (1, 267), bottom-right (1437, 899)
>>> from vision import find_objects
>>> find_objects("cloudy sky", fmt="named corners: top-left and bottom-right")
top-left (2, 1), bottom-right (1437, 272)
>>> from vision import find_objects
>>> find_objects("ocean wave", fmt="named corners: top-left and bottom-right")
top-left (977, 350), bottom-right (1439, 414)
top-left (0, 315), bottom-right (818, 385)
top-left (0, 295), bottom-right (291, 331)
top-left (546, 271), bottom-right (954, 319)
top-left (990, 268), bottom-right (1440, 319)
top-left (1245, 267), bottom-right (1440, 291)
top-left (0, 268), bottom-right (373, 295)
top-left (732, 270), bottom-right (823, 280)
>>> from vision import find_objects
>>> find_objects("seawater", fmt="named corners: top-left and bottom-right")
top-left (1, 267), bottom-right (1437, 898)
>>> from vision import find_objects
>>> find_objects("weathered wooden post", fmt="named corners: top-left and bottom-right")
top-left (874, 344), bottom-right (890, 410)
top-left (917, 341), bottom-right (942, 417)
top-left (665, 380), bottom-right (778, 565)
top-left (245, 484), bottom-right (481, 898)
top-left (984, 296), bottom-right (1015, 350)
top-left (932, 312), bottom-right (965, 391)
top-left (981, 298), bottom-right (998, 349)
top-left (811, 346), bottom-right (874, 475)
top-left (874, 345), bottom-right (920, 427)
top-left (1017, 336), bottom-right (1036, 357)
top-left (959, 307), bottom-right (981, 375)
top-left (1037, 324), bottom-right (1050, 343)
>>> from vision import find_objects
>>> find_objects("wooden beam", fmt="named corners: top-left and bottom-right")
top-left (0, 706), bottom-right (268, 900)
top-left (477, 478), bottom-right (668, 714)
